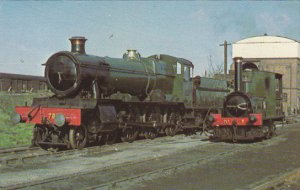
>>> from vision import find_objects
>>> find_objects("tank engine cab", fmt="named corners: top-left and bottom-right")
top-left (209, 57), bottom-right (284, 142)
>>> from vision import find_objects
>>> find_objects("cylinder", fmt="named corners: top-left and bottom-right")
top-left (233, 57), bottom-right (243, 91)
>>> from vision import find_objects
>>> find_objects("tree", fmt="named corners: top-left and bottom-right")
top-left (206, 55), bottom-right (223, 77)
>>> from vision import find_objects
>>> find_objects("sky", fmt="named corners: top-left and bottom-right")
top-left (0, 1), bottom-right (299, 76)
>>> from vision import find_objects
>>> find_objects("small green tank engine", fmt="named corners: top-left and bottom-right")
top-left (209, 57), bottom-right (284, 142)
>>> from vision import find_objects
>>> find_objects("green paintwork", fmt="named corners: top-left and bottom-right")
top-left (243, 70), bottom-right (282, 119)
top-left (194, 77), bottom-right (228, 109)
top-left (82, 51), bottom-right (228, 110)
top-left (103, 53), bottom-right (176, 99)
top-left (147, 54), bottom-right (228, 108)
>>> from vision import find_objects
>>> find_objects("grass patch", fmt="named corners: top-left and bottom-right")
top-left (0, 92), bottom-right (51, 147)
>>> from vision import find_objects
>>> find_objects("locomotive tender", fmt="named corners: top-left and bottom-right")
top-left (209, 57), bottom-right (284, 142)
top-left (13, 37), bottom-right (228, 149)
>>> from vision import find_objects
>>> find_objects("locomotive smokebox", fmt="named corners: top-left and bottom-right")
top-left (69, 36), bottom-right (87, 54)
top-left (233, 57), bottom-right (243, 91)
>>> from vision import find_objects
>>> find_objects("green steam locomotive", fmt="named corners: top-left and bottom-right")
top-left (14, 37), bottom-right (228, 149)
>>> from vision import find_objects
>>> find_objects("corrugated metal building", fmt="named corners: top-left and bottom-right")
top-left (232, 35), bottom-right (300, 115)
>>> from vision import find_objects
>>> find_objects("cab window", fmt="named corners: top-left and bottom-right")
top-left (184, 66), bottom-right (190, 80)
top-left (176, 62), bottom-right (181, 74)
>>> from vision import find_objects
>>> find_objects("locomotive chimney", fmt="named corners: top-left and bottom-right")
top-left (69, 36), bottom-right (87, 54)
top-left (233, 57), bottom-right (243, 91)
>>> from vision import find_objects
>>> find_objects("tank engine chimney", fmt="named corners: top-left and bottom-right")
top-left (233, 57), bottom-right (243, 91)
top-left (69, 36), bottom-right (87, 54)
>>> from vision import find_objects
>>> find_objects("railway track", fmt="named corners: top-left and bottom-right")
top-left (3, 147), bottom-right (211, 189)
top-left (83, 147), bottom-right (240, 190)
top-left (0, 134), bottom-right (209, 189)
top-left (0, 134), bottom-right (188, 168)
top-left (0, 113), bottom-right (298, 168)
top-left (0, 144), bottom-right (120, 168)
top-left (1, 114), bottom-right (299, 168)
top-left (1, 123), bottom-right (298, 189)
top-left (1, 138), bottom-right (257, 190)
top-left (0, 146), bottom-right (40, 156)
top-left (0, 118), bottom-right (299, 189)
top-left (253, 167), bottom-right (300, 190)
top-left (0, 146), bottom-right (42, 165)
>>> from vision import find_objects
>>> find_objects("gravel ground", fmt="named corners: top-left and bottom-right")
top-left (0, 123), bottom-right (299, 190)
top-left (129, 124), bottom-right (300, 190)
top-left (0, 134), bottom-right (211, 188)
top-left (253, 168), bottom-right (300, 190)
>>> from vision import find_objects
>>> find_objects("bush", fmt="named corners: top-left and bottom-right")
top-left (0, 92), bottom-right (50, 147)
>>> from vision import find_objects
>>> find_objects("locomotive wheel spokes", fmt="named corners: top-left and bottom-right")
top-left (32, 125), bottom-right (42, 146)
top-left (150, 130), bottom-right (158, 139)
top-left (232, 124), bottom-right (237, 143)
top-left (69, 126), bottom-right (87, 149)
top-left (170, 126), bottom-right (177, 136)
top-left (145, 128), bottom-right (157, 139)
top-left (121, 128), bottom-right (137, 143)
top-left (33, 125), bottom-right (49, 150)
top-left (104, 130), bottom-right (117, 145)
top-left (165, 127), bottom-right (170, 136)
top-left (165, 126), bottom-right (176, 137)
top-left (266, 122), bottom-right (276, 139)
top-left (97, 134), bottom-right (104, 145)
top-left (270, 123), bottom-right (276, 136)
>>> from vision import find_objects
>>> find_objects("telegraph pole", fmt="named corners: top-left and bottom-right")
top-left (220, 40), bottom-right (232, 75)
